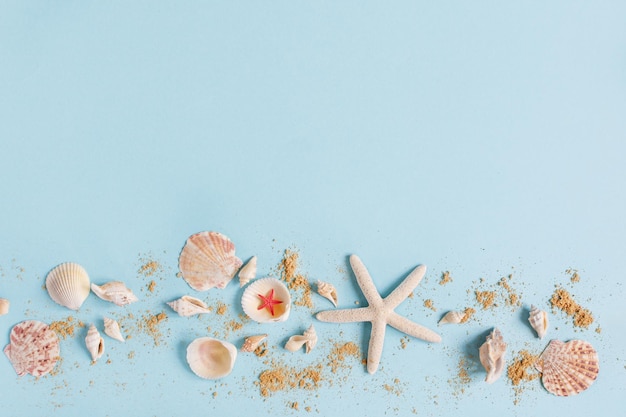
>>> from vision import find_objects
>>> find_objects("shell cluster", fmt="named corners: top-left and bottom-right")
top-left (479, 328), bottom-right (507, 384)
top-left (4, 320), bottom-right (60, 377)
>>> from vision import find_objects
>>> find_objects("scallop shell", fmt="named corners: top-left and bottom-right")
top-left (179, 231), bottom-right (243, 291)
top-left (528, 305), bottom-right (549, 339)
top-left (3, 320), bottom-right (60, 377)
top-left (85, 324), bottom-right (104, 362)
top-left (438, 310), bottom-right (464, 325)
top-left (316, 280), bottom-right (338, 307)
top-left (535, 339), bottom-right (599, 396)
top-left (285, 325), bottom-right (317, 353)
top-left (45, 262), bottom-right (91, 310)
top-left (241, 334), bottom-right (267, 352)
top-left (0, 298), bottom-right (9, 316)
top-left (103, 317), bottom-right (125, 342)
top-left (241, 277), bottom-right (291, 323)
top-left (167, 295), bottom-right (212, 317)
top-left (238, 256), bottom-right (258, 287)
top-left (91, 281), bottom-right (138, 306)
top-left (186, 337), bottom-right (237, 379)
top-left (479, 328), bottom-right (507, 384)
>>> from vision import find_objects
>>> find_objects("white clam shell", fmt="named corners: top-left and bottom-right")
top-left (241, 277), bottom-right (291, 323)
top-left (85, 324), bottom-right (104, 362)
top-left (285, 325), bottom-right (317, 353)
top-left (186, 337), bottom-right (237, 379)
top-left (238, 256), bottom-right (258, 287)
top-left (0, 298), bottom-right (9, 316)
top-left (316, 280), bottom-right (338, 307)
top-left (167, 295), bottom-right (211, 317)
top-left (103, 317), bottom-right (125, 342)
top-left (438, 310), bottom-right (464, 325)
top-left (45, 262), bottom-right (91, 310)
top-left (479, 328), bottom-right (507, 384)
top-left (241, 334), bottom-right (267, 352)
top-left (179, 231), bottom-right (243, 291)
top-left (91, 281), bottom-right (138, 306)
top-left (528, 305), bottom-right (549, 339)
top-left (4, 320), bottom-right (60, 377)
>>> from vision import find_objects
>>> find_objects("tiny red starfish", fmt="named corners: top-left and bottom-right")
top-left (257, 289), bottom-right (283, 316)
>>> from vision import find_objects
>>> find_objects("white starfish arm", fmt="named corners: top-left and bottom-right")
top-left (316, 307), bottom-right (374, 323)
top-left (387, 312), bottom-right (442, 343)
top-left (385, 264), bottom-right (426, 309)
top-left (350, 255), bottom-right (383, 308)
top-left (367, 317), bottom-right (387, 374)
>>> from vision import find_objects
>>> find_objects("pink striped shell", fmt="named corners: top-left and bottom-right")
top-left (4, 320), bottom-right (60, 377)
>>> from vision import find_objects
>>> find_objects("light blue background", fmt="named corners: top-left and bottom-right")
top-left (1, 2), bottom-right (625, 416)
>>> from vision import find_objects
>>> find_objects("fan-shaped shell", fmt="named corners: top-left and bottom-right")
top-left (528, 305), bottom-right (549, 339)
top-left (103, 317), bottom-right (125, 342)
top-left (438, 310), bottom-right (464, 325)
top-left (186, 337), bottom-right (237, 379)
top-left (85, 324), bottom-right (104, 362)
top-left (316, 280), bottom-right (338, 307)
top-left (3, 320), bottom-right (60, 377)
top-left (0, 298), bottom-right (9, 316)
top-left (479, 328), bottom-right (507, 384)
top-left (45, 262), bottom-right (91, 310)
top-left (241, 334), bottom-right (267, 352)
top-left (285, 325), bottom-right (317, 353)
top-left (238, 256), bottom-right (257, 287)
top-left (535, 339), bottom-right (598, 396)
top-left (167, 295), bottom-right (211, 317)
top-left (179, 231), bottom-right (243, 291)
top-left (91, 281), bottom-right (138, 306)
top-left (241, 277), bottom-right (291, 323)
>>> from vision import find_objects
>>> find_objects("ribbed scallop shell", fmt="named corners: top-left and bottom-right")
top-left (0, 298), bottom-right (9, 316)
top-left (3, 320), bottom-right (60, 377)
top-left (45, 262), bottom-right (91, 310)
top-left (535, 339), bottom-right (599, 396)
top-left (103, 317), bottom-right (125, 342)
top-left (316, 280), bottom-right (338, 307)
top-left (438, 310), bottom-right (464, 325)
top-left (238, 256), bottom-right (257, 287)
top-left (167, 295), bottom-right (211, 317)
top-left (186, 337), bottom-right (237, 379)
top-left (91, 281), bottom-right (138, 306)
top-left (528, 305), bottom-right (549, 339)
top-left (241, 277), bottom-right (291, 323)
top-left (85, 324), bottom-right (105, 362)
top-left (241, 334), bottom-right (267, 352)
top-left (179, 231), bottom-right (243, 291)
top-left (479, 328), bottom-right (507, 384)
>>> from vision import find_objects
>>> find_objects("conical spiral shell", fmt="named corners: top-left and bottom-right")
top-left (103, 317), bottom-right (125, 342)
top-left (91, 281), bottom-right (138, 306)
top-left (238, 256), bottom-right (257, 287)
top-left (479, 328), bottom-right (507, 384)
top-left (45, 262), bottom-right (91, 310)
top-left (285, 325), bottom-right (317, 353)
top-left (316, 281), bottom-right (338, 307)
top-left (438, 310), bottom-right (464, 325)
top-left (3, 320), bottom-right (60, 377)
top-left (85, 324), bottom-right (104, 362)
top-left (186, 337), bottom-right (237, 379)
top-left (241, 334), bottom-right (267, 352)
top-left (179, 231), bottom-right (243, 291)
top-left (535, 339), bottom-right (599, 396)
top-left (528, 305), bottom-right (549, 339)
top-left (167, 295), bottom-right (211, 317)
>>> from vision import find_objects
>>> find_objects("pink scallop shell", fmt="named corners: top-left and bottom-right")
top-left (4, 320), bottom-right (60, 377)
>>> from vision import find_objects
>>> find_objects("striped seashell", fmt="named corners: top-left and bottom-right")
top-left (316, 280), bottom-right (338, 307)
top-left (45, 262), bottom-right (91, 310)
top-left (528, 305), bottom-right (549, 339)
top-left (85, 324), bottom-right (104, 362)
top-left (238, 256), bottom-right (257, 287)
top-left (4, 320), bottom-right (60, 377)
top-left (103, 317), bottom-right (125, 342)
top-left (438, 310), bottom-right (464, 325)
top-left (91, 281), bottom-right (138, 306)
top-left (479, 328), bottom-right (507, 384)
top-left (167, 295), bottom-right (211, 317)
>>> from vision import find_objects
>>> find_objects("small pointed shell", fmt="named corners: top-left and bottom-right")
top-left (0, 298), bottom-right (9, 316)
top-left (85, 324), bottom-right (105, 362)
top-left (167, 295), bottom-right (211, 317)
top-left (438, 311), bottom-right (464, 325)
top-left (186, 337), bottom-right (237, 379)
top-left (528, 305), bottom-right (549, 339)
top-left (479, 328), bottom-right (507, 384)
top-left (3, 320), bottom-right (60, 377)
top-left (45, 262), bottom-right (91, 310)
top-left (238, 256), bottom-right (258, 287)
top-left (241, 277), bottom-right (291, 323)
top-left (535, 339), bottom-right (599, 396)
top-left (316, 281), bottom-right (338, 307)
top-left (103, 317), bottom-right (125, 342)
top-left (241, 334), bottom-right (268, 352)
top-left (91, 281), bottom-right (138, 306)
top-left (285, 325), bottom-right (317, 353)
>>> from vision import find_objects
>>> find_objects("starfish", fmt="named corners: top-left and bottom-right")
top-left (316, 255), bottom-right (441, 374)
top-left (257, 289), bottom-right (283, 316)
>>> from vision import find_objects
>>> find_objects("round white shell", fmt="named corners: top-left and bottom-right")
top-left (3, 320), bottom-right (60, 377)
top-left (241, 277), bottom-right (291, 323)
top-left (45, 262), bottom-right (91, 310)
top-left (186, 337), bottom-right (237, 379)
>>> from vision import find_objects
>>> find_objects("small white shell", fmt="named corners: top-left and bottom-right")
top-left (241, 277), bottom-right (291, 323)
top-left (0, 298), bottom-right (9, 316)
top-left (479, 328), bottom-right (507, 384)
top-left (186, 337), bottom-right (237, 379)
top-left (91, 281), bottom-right (138, 306)
top-left (528, 305), bottom-right (549, 339)
top-left (85, 324), bottom-right (104, 362)
top-left (285, 325), bottom-right (317, 353)
top-left (45, 262), bottom-right (91, 310)
top-left (238, 256), bottom-right (258, 287)
top-left (103, 317), bottom-right (125, 342)
top-left (316, 281), bottom-right (338, 307)
top-left (241, 334), bottom-right (267, 352)
top-left (438, 311), bottom-right (464, 325)
top-left (167, 295), bottom-right (211, 317)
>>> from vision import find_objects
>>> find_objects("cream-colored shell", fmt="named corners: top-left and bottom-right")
top-left (85, 324), bottom-right (104, 362)
top-left (479, 328), bottom-right (506, 384)
top-left (438, 310), bottom-right (464, 325)
top-left (103, 317), bottom-right (125, 342)
top-left (528, 305), bottom-right (549, 339)
top-left (0, 298), bottom-right (9, 316)
top-left (91, 281), bottom-right (138, 306)
top-left (186, 337), bottom-right (237, 379)
top-left (241, 334), bottom-right (267, 352)
top-left (45, 262), bottom-right (91, 310)
top-left (4, 320), bottom-right (60, 377)
top-left (179, 231), bottom-right (243, 291)
top-left (238, 256), bottom-right (258, 287)
top-left (535, 339), bottom-right (599, 396)
top-left (241, 277), bottom-right (291, 323)
top-left (167, 295), bottom-right (211, 317)
top-left (284, 325), bottom-right (317, 353)
top-left (316, 280), bottom-right (338, 307)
